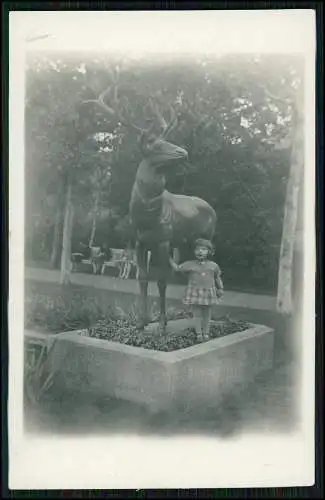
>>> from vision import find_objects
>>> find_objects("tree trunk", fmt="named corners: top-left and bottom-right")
top-left (89, 190), bottom-right (100, 248)
top-left (89, 216), bottom-right (97, 248)
top-left (276, 103), bottom-right (303, 315)
top-left (60, 182), bottom-right (74, 285)
top-left (50, 204), bottom-right (62, 269)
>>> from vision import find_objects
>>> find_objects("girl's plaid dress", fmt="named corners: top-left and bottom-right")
top-left (177, 260), bottom-right (222, 306)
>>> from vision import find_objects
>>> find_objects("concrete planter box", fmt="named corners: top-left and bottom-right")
top-left (40, 321), bottom-right (274, 413)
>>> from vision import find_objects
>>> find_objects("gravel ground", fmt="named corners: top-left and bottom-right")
top-left (24, 358), bottom-right (299, 438)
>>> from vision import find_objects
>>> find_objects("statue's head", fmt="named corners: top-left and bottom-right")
top-left (81, 78), bottom-right (188, 170)
top-left (138, 125), bottom-right (188, 168)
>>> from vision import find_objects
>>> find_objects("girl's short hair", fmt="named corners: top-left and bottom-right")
top-left (194, 238), bottom-right (215, 255)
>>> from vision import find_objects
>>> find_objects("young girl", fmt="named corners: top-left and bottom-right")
top-left (169, 238), bottom-right (224, 342)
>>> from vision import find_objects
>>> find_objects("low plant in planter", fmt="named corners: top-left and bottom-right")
top-left (85, 315), bottom-right (252, 352)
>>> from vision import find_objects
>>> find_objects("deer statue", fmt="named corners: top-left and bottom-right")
top-left (83, 75), bottom-right (217, 333)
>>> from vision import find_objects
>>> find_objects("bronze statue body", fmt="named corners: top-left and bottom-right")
top-left (83, 81), bottom-right (216, 333)
top-left (129, 133), bottom-right (216, 332)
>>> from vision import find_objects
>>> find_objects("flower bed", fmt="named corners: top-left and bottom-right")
top-left (24, 287), bottom-right (274, 413)
top-left (46, 322), bottom-right (274, 413)
top-left (24, 316), bottom-right (260, 413)
top-left (86, 317), bottom-right (252, 352)
top-left (25, 284), bottom-right (253, 352)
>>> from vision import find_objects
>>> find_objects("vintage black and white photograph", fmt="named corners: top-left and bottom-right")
top-left (9, 10), bottom-right (316, 489)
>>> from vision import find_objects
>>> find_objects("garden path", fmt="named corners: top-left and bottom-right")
top-left (25, 266), bottom-right (276, 312)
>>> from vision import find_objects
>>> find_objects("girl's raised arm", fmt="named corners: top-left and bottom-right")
top-left (169, 257), bottom-right (192, 273)
top-left (169, 256), bottom-right (180, 271)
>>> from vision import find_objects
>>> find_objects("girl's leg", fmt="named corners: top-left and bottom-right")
top-left (192, 306), bottom-right (203, 341)
top-left (202, 306), bottom-right (212, 338)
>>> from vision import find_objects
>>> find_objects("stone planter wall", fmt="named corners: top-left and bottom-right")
top-left (32, 323), bottom-right (274, 413)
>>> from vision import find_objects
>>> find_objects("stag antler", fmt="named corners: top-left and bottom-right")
top-left (147, 97), bottom-right (178, 139)
top-left (82, 73), bottom-right (178, 138)
top-left (82, 87), bottom-right (115, 116)
top-left (162, 105), bottom-right (178, 138)
top-left (82, 83), bottom-right (144, 133)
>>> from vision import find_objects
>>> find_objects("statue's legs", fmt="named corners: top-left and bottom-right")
top-left (157, 280), bottom-right (167, 333)
top-left (157, 241), bottom-right (170, 334)
top-left (136, 241), bottom-right (149, 330)
top-left (173, 247), bottom-right (180, 264)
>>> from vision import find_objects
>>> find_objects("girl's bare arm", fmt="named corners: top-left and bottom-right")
top-left (169, 257), bottom-right (191, 273)
top-left (169, 256), bottom-right (180, 271)
top-left (215, 266), bottom-right (224, 295)
top-left (215, 274), bottom-right (224, 290)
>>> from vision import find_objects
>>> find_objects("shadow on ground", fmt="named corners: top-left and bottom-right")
top-left (24, 358), bottom-right (300, 438)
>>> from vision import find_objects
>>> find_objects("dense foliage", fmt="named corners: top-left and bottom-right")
top-left (25, 51), bottom-right (303, 292)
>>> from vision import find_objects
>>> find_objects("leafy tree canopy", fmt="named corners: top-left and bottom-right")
top-left (25, 51), bottom-right (303, 292)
